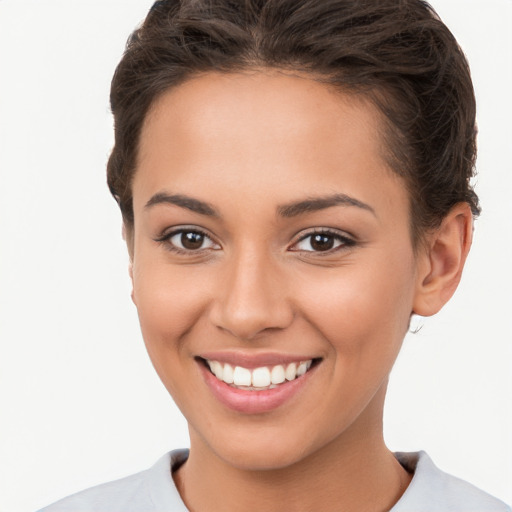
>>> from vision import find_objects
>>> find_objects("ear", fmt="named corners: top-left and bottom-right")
top-left (413, 203), bottom-right (473, 316)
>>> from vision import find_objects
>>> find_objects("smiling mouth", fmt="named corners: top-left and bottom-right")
top-left (200, 358), bottom-right (320, 391)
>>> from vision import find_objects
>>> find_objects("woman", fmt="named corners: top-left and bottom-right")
top-left (36, 0), bottom-right (510, 510)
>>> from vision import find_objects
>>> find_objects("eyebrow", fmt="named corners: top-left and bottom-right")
top-left (144, 191), bottom-right (376, 219)
top-left (277, 193), bottom-right (376, 218)
top-left (145, 193), bottom-right (219, 217)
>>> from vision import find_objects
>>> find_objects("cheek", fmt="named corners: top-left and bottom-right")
top-left (289, 260), bottom-right (416, 430)
top-left (132, 258), bottom-right (212, 360)
top-left (131, 264), bottom-right (214, 411)
top-left (294, 253), bottom-right (416, 356)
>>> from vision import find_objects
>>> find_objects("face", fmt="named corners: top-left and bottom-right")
top-left (130, 71), bottom-right (423, 470)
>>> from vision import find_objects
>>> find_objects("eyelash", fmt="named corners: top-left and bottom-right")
top-left (154, 227), bottom-right (356, 255)
top-left (290, 229), bottom-right (356, 254)
top-left (154, 227), bottom-right (220, 255)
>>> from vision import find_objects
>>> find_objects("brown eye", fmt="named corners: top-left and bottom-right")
top-left (310, 234), bottom-right (334, 251)
top-left (165, 229), bottom-right (220, 252)
top-left (181, 231), bottom-right (205, 250)
top-left (291, 230), bottom-right (355, 253)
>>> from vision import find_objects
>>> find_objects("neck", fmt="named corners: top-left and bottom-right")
top-left (174, 387), bottom-right (412, 512)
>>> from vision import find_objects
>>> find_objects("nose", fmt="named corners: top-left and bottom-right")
top-left (209, 247), bottom-right (294, 341)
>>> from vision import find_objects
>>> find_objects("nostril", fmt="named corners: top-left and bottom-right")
top-left (209, 296), bottom-right (294, 341)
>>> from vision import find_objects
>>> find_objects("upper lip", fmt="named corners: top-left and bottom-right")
top-left (197, 351), bottom-right (320, 369)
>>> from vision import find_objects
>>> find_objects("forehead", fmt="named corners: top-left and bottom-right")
top-left (140, 70), bottom-right (383, 154)
top-left (134, 70), bottom-right (408, 222)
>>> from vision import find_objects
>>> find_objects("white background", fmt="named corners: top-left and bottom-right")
top-left (0, 1), bottom-right (510, 510)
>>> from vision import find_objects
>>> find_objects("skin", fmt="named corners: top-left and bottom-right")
top-left (128, 70), bottom-right (472, 512)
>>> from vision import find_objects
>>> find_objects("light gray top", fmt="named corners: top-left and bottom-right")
top-left (38, 450), bottom-right (511, 511)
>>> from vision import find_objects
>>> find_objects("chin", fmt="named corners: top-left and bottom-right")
top-left (218, 442), bottom-right (311, 472)
top-left (194, 421), bottom-right (332, 472)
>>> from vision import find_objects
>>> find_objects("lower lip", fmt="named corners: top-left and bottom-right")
top-left (199, 362), bottom-right (316, 414)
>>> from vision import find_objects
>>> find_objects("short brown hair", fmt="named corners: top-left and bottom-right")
top-left (107, 0), bottom-right (479, 243)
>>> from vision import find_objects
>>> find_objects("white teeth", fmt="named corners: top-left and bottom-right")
top-left (233, 366), bottom-right (252, 386)
top-left (285, 362), bottom-right (297, 381)
top-left (270, 365), bottom-right (286, 384)
top-left (296, 361), bottom-right (309, 376)
top-left (223, 363), bottom-right (234, 384)
top-left (206, 359), bottom-right (314, 389)
top-left (252, 367), bottom-right (271, 387)
top-left (210, 360), bottom-right (223, 379)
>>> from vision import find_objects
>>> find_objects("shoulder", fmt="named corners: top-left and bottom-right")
top-left (37, 450), bottom-right (189, 512)
top-left (392, 451), bottom-right (511, 512)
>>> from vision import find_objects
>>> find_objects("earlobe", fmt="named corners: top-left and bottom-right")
top-left (413, 203), bottom-right (473, 317)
